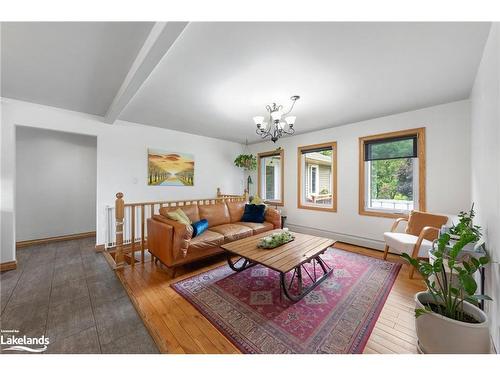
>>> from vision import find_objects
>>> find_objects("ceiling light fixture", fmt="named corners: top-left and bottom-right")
top-left (253, 95), bottom-right (300, 143)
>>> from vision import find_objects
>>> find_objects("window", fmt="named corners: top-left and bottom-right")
top-left (359, 128), bottom-right (425, 218)
top-left (258, 149), bottom-right (284, 205)
top-left (309, 165), bottom-right (319, 194)
top-left (298, 142), bottom-right (337, 211)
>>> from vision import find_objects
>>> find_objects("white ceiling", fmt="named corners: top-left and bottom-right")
top-left (1, 22), bottom-right (491, 143)
top-left (1, 22), bottom-right (153, 115)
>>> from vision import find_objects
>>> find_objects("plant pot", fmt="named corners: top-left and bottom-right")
top-left (414, 291), bottom-right (490, 353)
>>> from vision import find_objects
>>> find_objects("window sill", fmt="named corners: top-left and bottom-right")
top-left (358, 208), bottom-right (409, 219)
top-left (264, 201), bottom-right (284, 207)
top-left (298, 203), bottom-right (337, 212)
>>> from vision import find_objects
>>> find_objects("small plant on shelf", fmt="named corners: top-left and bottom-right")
top-left (449, 203), bottom-right (482, 243)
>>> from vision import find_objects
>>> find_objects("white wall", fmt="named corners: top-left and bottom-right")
top-left (15, 126), bottom-right (97, 241)
top-left (470, 23), bottom-right (500, 351)
top-left (247, 100), bottom-right (471, 249)
top-left (1, 98), bottom-right (244, 263)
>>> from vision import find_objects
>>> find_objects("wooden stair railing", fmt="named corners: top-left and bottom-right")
top-left (106, 188), bottom-right (248, 269)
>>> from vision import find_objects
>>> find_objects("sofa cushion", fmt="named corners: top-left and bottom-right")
top-left (236, 221), bottom-right (274, 235)
top-left (210, 224), bottom-right (253, 242)
top-left (192, 219), bottom-right (209, 237)
top-left (159, 205), bottom-right (200, 223)
top-left (167, 208), bottom-right (191, 225)
top-left (198, 203), bottom-right (231, 228)
top-left (241, 204), bottom-right (266, 223)
top-left (188, 230), bottom-right (224, 251)
top-left (226, 201), bottom-right (246, 222)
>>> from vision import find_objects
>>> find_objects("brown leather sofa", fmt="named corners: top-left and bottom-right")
top-left (147, 200), bottom-right (281, 268)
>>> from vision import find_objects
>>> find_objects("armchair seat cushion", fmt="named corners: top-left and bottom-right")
top-left (383, 232), bottom-right (433, 258)
top-left (236, 221), bottom-right (274, 234)
top-left (210, 224), bottom-right (253, 242)
top-left (188, 230), bottom-right (224, 251)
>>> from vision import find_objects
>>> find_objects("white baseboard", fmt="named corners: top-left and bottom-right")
top-left (286, 223), bottom-right (386, 251)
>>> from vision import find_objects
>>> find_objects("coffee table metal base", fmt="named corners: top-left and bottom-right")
top-left (226, 252), bottom-right (332, 302)
top-left (226, 254), bottom-right (256, 272)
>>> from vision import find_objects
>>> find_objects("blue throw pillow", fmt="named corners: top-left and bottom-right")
top-left (241, 204), bottom-right (266, 223)
top-left (192, 219), bottom-right (209, 237)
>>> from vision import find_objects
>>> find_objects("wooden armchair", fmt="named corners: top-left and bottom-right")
top-left (383, 210), bottom-right (448, 278)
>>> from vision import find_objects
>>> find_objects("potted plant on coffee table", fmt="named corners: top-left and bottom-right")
top-left (401, 231), bottom-right (492, 354)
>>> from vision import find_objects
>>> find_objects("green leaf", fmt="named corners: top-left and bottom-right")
top-left (438, 233), bottom-right (450, 252)
top-left (419, 262), bottom-right (433, 276)
top-left (459, 273), bottom-right (477, 295)
top-left (432, 259), bottom-right (443, 272)
top-left (468, 294), bottom-right (493, 301)
top-left (400, 253), bottom-right (419, 268)
top-left (470, 257), bottom-right (480, 268)
top-left (479, 256), bottom-right (490, 265)
top-left (462, 261), bottom-right (471, 272)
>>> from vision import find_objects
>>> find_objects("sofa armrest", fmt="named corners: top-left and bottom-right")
top-left (152, 215), bottom-right (193, 258)
top-left (265, 207), bottom-right (282, 229)
top-left (147, 217), bottom-right (174, 266)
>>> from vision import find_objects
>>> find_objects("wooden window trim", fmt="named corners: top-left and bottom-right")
top-left (297, 141), bottom-right (337, 212)
top-left (358, 127), bottom-right (426, 219)
top-left (257, 149), bottom-right (284, 206)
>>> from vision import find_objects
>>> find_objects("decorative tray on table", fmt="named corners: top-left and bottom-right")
top-left (257, 230), bottom-right (295, 249)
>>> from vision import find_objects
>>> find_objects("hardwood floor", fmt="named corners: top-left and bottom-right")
top-left (116, 242), bottom-right (425, 354)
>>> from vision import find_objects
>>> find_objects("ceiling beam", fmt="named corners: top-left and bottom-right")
top-left (103, 21), bottom-right (188, 124)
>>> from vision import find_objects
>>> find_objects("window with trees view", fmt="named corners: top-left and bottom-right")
top-left (298, 142), bottom-right (337, 212)
top-left (258, 149), bottom-right (284, 205)
top-left (359, 128), bottom-right (425, 217)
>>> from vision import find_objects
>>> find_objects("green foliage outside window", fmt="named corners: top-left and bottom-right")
top-left (369, 137), bottom-right (415, 201)
top-left (370, 158), bottom-right (413, 200)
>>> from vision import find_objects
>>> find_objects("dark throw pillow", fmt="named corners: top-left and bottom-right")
top-left (192, 219), bottom-right (209, 237)
top-left (241, 204), bottom-right (266, 223)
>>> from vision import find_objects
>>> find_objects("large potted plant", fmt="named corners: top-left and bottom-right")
top-left (234, 154), bottom-right (257, 193)
top-left (401, 231), bottom-right (492, 354)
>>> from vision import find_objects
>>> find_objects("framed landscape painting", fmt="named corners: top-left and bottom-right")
top-left (147, 148), bottom-right (194, 186)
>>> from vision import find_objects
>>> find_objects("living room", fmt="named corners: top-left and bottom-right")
top-left (1, 1), bottom-right (500, 373)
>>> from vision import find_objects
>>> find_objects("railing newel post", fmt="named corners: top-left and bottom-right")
top-left (115, 192), bottom-right (125, 268)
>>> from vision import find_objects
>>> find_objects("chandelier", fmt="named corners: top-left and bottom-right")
top-left (253, 95), bottom-right (300, 143)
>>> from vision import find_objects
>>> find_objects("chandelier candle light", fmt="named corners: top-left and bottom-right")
top-left (253, 95), bottom-right (300, 143)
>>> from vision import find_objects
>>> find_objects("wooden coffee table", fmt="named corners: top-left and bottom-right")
top-left (221, 230), bottom-right (336, 302)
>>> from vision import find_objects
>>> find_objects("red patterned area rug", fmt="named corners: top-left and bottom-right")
top-left (172, 248), bottom-right (401, 354)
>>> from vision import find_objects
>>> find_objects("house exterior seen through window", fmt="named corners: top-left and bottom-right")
top-left (298, 142), bottom-right (337, 212)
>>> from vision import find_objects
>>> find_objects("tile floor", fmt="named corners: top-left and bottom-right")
top-left (0, 237), bottom-right (158, 354)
